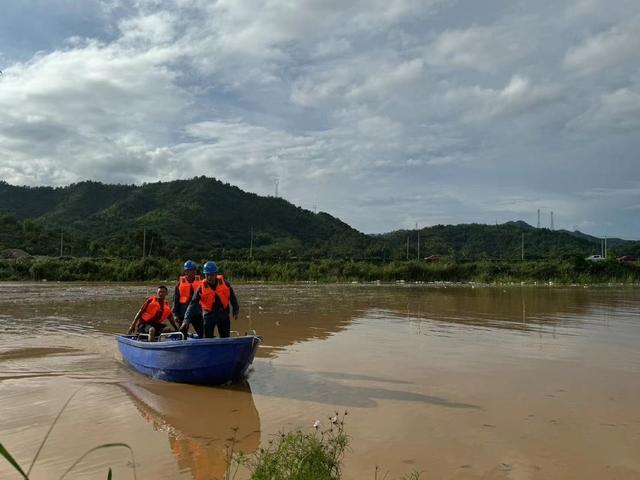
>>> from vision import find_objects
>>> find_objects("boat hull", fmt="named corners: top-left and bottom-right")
top-left (116, 335), bottom-right (261, 385)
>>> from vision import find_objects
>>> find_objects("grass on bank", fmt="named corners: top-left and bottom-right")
top-left (0, 255), bottom-right (639, 283)
top-left (225, 412), bottom-right (349, 480)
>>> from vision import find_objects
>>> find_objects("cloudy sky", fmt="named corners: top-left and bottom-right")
top-left (1, 0), bottom-right (639, 237)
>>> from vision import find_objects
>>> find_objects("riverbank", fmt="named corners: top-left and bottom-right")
top-left (1, 256), bottom-right (638, 284)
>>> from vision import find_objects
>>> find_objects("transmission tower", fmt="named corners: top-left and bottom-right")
top-left (537, 209), bottom-right (540, 228)
top-left (274, 177), bottom-right (279, 198)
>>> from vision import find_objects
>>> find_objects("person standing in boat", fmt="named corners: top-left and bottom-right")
top-left (183, 261), bottom-right (239, 338)
top-left (127, 285), bottom-right (180, 341)
top-left (173, 260), bottom-right (204, 337)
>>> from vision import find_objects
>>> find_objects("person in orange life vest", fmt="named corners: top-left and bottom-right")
top-left (127, 285), bottom-right (179, 341)
top-left (183, 261), bottom-right (238, 338)
top-left (173, 260), bottom-right (204, 337)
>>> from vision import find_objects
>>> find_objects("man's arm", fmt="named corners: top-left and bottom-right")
top-left (181, 287), bottom-right (202, 330)
top-left (127, 311), bottom-right (141, 334)
top-left (168, 313), bottom-right (179, 332)
top-left (172, 284), bottom-right (181, 316)
top-left (127, 299), bottom-right (151, 334)
top-left (228, 281), bottom-right (239, 320)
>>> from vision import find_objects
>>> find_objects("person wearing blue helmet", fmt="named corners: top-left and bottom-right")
top-left (183, 260), bottom-right (239, 338)
top-left (173, 260), bottom-right (203, 337)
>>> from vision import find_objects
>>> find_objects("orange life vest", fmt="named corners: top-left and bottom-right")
top-left (178, 275), bottom-right (201, 303)
top-left (199, 275), bottom-right (231, 312)
top-left (140, 296), bottom-right (172, 324)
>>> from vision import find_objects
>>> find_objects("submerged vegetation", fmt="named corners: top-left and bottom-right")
top-left (0, 255), bottom-right (638, 284)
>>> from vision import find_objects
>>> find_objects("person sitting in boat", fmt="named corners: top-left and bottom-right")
top-left (182, 261), bottom-right (239, 338)
top-left (127, 285), bottom-right (180, 341)
top-left (173, 260), bottom-right (203, 337)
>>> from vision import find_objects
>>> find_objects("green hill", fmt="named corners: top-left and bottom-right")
top-left (374, 222), bottom-right (612, 261)
top-left (1, 177), bottom-right (638, 261)
top-left (0, 178), bottom-right (369, 259)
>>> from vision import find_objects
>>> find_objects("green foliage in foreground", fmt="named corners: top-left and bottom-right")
top-left (227, 412), bottom-right (420, 480)
top-left (0, 256), bottom-right (639, 284)
top-left (230, 413), bottom-right (350, 480)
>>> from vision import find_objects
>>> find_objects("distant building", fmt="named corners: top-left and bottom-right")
top-left (423, 255), bottom-right (441, 263)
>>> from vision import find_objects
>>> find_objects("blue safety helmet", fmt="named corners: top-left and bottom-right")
top-left (202, 261), bottom-right (218, 275)
top-left (183, 260), bottom-right (197, 271)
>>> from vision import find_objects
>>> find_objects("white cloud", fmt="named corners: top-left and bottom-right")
top-left (441, 75), bottom-right (563, 122)
top-left (563, 15), bottom-right (640, 75)
top-left (425, 24), bottom-right (530, 73)
top-left (119, 11), bottom-right (177, 46)
top-left (568, 88), bottom-right (640, 132)
top-left (0, 0), bottom-right (640, 237)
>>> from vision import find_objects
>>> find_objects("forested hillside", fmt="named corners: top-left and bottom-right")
top-left (0, 178), bottom-right (370, 259)
top-left (1, 178), bottom-right (638, 261)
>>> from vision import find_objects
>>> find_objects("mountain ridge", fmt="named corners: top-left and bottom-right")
top-left (1, 178), bottom-right (638, 260)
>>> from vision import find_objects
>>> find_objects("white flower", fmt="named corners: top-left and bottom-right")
top-left (313, 420), bottom-right (321, 429)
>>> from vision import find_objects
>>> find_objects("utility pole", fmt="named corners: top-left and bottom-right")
top-left (249, 227), bottom-right (254, 259)
top-left (406, 236), bottom-right (409, 260)
top-left (142, 228), bottom-right (146, 259)
top-left (550, 211), bottom-right (554, 230)
top-left (416, 223), bottom-right (420, 261)
top-left (521, 232), bottom-right (524, 261)
top-left (274, 177), bottom-right (279, 198)
top-left (60, 230), bottom-right (64, 257)
top-left (537, 209), bottom-right (540, 228)
top-left (604, 236), bottom-right (607, 259)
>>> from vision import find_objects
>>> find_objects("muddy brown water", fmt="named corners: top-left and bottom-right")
top-left (1, 282), bottom-right (639, 479)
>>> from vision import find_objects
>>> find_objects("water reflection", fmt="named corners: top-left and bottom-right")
top-left (119, 380), bottom-right (261, 480)
top-left (251, 364), bottom-right (479, 409)
top-left (0, 284), bottom-right (632, 358)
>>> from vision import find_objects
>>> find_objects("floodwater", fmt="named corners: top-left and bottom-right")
top-left (1, 283), bottom-right (639, 480)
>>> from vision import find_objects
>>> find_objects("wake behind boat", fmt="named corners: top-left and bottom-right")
top-left (116, 333), bottom-right (262, 385)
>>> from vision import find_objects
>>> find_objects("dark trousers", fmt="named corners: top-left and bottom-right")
top-left (203, 314), bottom-right (230, 338)
top-left (179, 315), bottom-right (204, 337)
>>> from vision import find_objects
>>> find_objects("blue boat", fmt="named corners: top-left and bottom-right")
top-left (116, 333), bottom-right (262, 385)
